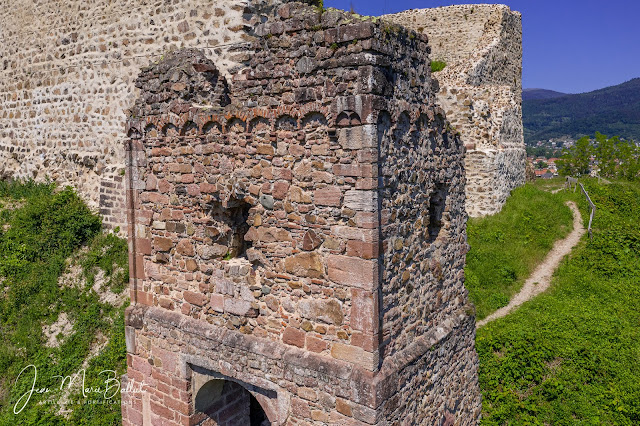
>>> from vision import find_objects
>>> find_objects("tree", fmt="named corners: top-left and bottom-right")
top-left (594, 132), bottom-right (617, 178)
top-left (617, 140), bottom-right (640, 181)
top-left (558, 136), bottom-right (591, 176)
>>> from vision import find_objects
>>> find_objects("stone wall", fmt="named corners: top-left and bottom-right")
top-left (0, 0), bottom-right (280, 229)
top-left (384, 5), bottom-right (526, 216)
top-left (122, 3), bottom-right (480, 424)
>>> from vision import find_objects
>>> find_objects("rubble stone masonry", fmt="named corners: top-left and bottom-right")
top-left (122, 3), bottom-right (480, 425)
top-left (385, 5), bottom-right (526, 216)
top-left (0, 0), bottom-right (280, 229)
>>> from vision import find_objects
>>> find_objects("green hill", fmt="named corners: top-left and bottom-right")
top-left (523, 78), bottom-right (640, 144)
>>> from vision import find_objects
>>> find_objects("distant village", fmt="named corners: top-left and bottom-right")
top-left (528, 156), bottom-right (560, 179)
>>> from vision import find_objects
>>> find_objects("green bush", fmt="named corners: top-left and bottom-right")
top-left (0, 180), bottom-right (129, 424)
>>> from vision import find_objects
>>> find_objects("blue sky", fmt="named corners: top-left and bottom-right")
top-left (325, 0), bottom-right (640, 94)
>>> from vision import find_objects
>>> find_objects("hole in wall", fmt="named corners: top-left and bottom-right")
top-left (427, 183), bottom-right (448, 243)
top-left (207, 198), bottom-right (252, 259)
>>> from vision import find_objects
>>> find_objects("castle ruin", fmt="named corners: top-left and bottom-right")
top-left (385, 5), bottom-right (525, 216)
top-left (122, 4), bottom-right (481, 424)
top-left (0, 0), bottom-right (526, 423)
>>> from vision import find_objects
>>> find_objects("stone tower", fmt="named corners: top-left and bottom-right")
top-left (385, 5), bottom-right (526, 217)
top-left (121, 3), bottom-right (481, 425)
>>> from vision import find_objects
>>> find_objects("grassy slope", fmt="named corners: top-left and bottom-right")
top-left (0, 181), bottom-right (129, 425)
top-left (465, 184), bottom-right (574, 319)
top-left (477, 179), bottom-right (640, 424)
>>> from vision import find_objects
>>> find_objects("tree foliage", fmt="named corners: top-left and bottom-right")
top-left (557, 132), bottom-right (640, 180)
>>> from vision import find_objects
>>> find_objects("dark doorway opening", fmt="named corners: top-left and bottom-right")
top-left (192, 379), bottom-right (270, 426)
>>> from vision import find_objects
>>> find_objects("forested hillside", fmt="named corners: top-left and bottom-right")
top-left (523, 78), bottom-right (640, 144)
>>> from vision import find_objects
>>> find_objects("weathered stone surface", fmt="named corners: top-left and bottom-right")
top-left (299, 299), bottom-right (344, 325)
top-left (385, 5), bottom-right (526, 217)
top-left (327, 255), bottom-right (378, 290)
top-left (284, 252), bottom-right (324, 278)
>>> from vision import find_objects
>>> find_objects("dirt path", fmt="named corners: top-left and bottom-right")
top-left (477, 201), bottom-right (585, 328)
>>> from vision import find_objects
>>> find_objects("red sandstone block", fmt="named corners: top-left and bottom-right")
top-left (180, 174), bottom-right (194, 183)
top-left (355, 178), bottom-right (377, 190)
top-left (336, 398), bottom-right (353, 417)
top-left (282, 327), bottom-right (305, 348)
top-left (164, 395), bottom-right (189, 414)
top-left (350, 288), bottom-right (378, 334)
top-left (158, 179), bottom-right (173, 193)
top-left (327, 255), bottom-right (377, 290)
top-left (136, 209), bottom-right (153, 225)
top-left (158, 297), bottom-right (174, 310)
top-left (153, 347), bottom-right (178, 375)
top-left (148, 192), bottom-right (169, 204)
top-left (131, 355), bottom-right (152, 377)
top-left (200, 182), bottom-right (216, 193)
top-left (157, 381), bottom-right (171, 395)
top-left (306, 336), bottom-right (327, 353)
top-left (357, 148), bottom-right (377, 163)
top-left (172, 377), bottom-right (190, 392)
top-left (183, 290), bottom-right (206, 307)
top-left (314, 186), bottom-right (342, 206)
top-left (210, 294), bottom-right (224, 312)
top-left (291, 397), bottom-right (311, 418)
top-left (275, 167), bottom-right (293, 181)
top-left (168, 163), bottom-right (192, 173)
top-left (331, 225), bottom-right (377, 242)
top-left (151, 369), bottom-right (172, 386)
top-left (346, 240), bottom-right (378, 259)
top-left (150, 400), bottom-right (175, 420)
top-left (136, 290), bottom-right (153, 306)
top-left (125, 407), bottom-right (143, 425)
top-left (176, 239), bottom-right (195, 256)
top-left (186, 184), bottom-right (200, 196)
top-left (333, 164), bottom-right (376, 178)
top-left (135, 255), bottom-right (145, 279)
top-left (181, 302), bottom-right (192, 315)
top-left (137, 238), bottom-right (152, 255)
top-left (351, 331), bottom-right (377, 352)
top-left (272, 181), bottom-right (290, 199)
top-left (355, 212), bottom-right (378, 229)
top-left (154, 237), bottom-right (173, 252)
top-left (146, 174), bottom-right (157, 191)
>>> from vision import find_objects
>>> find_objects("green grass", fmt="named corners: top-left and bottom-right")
top-left (430, 60), bottom-right (446, 72)
top-left (0, 180), bottom-right (129, 425)
top-left (477, 179), bottom-right (640, 424)
top-left (465, 184), bottom-right (574, 319)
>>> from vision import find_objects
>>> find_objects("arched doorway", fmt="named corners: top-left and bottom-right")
top-left (191, 379), bottom-right (271, 426)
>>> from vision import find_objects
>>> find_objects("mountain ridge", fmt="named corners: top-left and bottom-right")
top-left (522, 78), bottom-right (640, 144)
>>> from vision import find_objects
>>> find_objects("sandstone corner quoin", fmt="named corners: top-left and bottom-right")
top-left (0, 0), bottom-right (526, 424)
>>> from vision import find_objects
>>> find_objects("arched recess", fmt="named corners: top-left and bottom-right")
top-left (181, 121), bottom-right (199, 137)
top-left (191, 378), bottom-right (271, 426)
top-left (144, 123), bottom-right (159, 138)
top-left (162, 123), bottom-right (179, 137)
